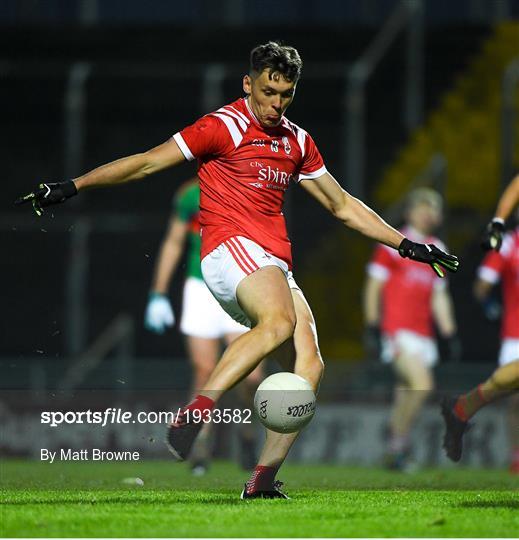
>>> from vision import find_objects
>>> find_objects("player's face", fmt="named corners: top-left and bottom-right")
top-left (407, 202), bottom-right (442, 235)
top-left (243, 70), bottom-right (296, 127)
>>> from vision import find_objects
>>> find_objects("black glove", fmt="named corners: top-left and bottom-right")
top-left (364, 324), bottom-right (382, 361)
top-left (15, 180), bottom-right (77, 216)
top-left (444, 335), bottom-right (462, 363)
top-left (481, 218), bottom-right (505, 252)
top-left (398, 238), bottom-right (459, 278)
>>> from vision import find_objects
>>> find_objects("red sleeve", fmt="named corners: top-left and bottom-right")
top-left (172, 115), bottom-right (234, 161)
top-left (366, 245), bottom-right (396, 281)
top-left (297, 132), bottom-right (326, 181)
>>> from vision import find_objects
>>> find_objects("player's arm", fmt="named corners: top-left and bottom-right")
top-left (482, 173), bottom-right (519, 251)
top-left (145, 216), bottom-right (188, 334)
top-left (431, 287), bottom-right (457, 337)
top-left (473, 250), bottom-right (504, 321)
top-left (473, 276), bottom-right (494, 303)
top-left (495, 173), bottom-right (519, 221)
top-left (432, 286), bottom-right (461, 361)
top-left (363, 275), bottom-right (384, 360)
top-left (300, 172), bottom-right (403, 248)
top-left (473, 275), bottom-right (502, 322)
top-left (15, 139), bottom-right (186, 215)
top-left (363, 275), bottom-right (383, 327)
top-left (151, 217), bottom-right (189, 295)
top-left (300, 172), bottom-right (459, 276)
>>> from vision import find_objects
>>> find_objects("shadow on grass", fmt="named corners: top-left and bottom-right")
top-left (457, 500), bottom-right (519, 509)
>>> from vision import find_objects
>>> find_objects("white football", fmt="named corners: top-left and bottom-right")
top-left (254, 372), bottom-right (316, 433)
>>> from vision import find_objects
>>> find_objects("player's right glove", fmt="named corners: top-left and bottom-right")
top-left (145, 293), bottom-right (175, 334)
top-left (398, 238), bottom-right (459, 278)
top-left (14, 180), bottom-right (78, 216)
top-left (480, 218), bottom-right (505, 252)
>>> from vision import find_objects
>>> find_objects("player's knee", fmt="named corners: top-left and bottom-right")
top-left (260, 313), bottom-right (296, 348)
top-left (490, 363), bottom-right (519, 392)
top-left (408, 373), bottom-right (434, 394)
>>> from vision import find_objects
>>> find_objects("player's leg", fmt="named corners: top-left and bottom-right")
top-left (508, 393), bottom-right (519, 474)
top-left (186, 336), bottom-right (220, 394)
top-left (452, 360), bottom-right (519, 422)
top-left (184, 335), bottom-right (219, 474)
top-left (387, 350), bottom-right (434, 468)
top-left (201, 265), bottom-right (296, 397)
top-left (224, 329), bottom-right (264, 470)
top-left (167, 265), bottom-right (296, 460)
top-left (178, 278), bottom-right (223, 473)
top-left (442, 359), bottom-right (519, 463)
top-left (243, 287), bottom-right (324, 498)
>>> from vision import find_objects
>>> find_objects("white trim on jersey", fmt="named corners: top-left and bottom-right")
top-left (296, 127), bottom-right (307, 157)
top-left (173, 132), bottom-right (195, 161)
top-left (226, 105), bottom-right (250, 125)
top-left (367, 262), bottom-right (390, 282)
top-left (213, 112), bottom-right (244, 147)
top-left (478, 266), bottom-right (500, 284)
top-left (298, 165), bottom-right (327, 181)
top-left (217, 107), bottom-right (248, 132)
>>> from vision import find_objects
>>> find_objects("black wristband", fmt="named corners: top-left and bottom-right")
top-left (490, 218), bottom-right (505, 232)
top-left (62, 180), bottom-right (78, 198)
top-left (398, 238), bottom-right (413, 258)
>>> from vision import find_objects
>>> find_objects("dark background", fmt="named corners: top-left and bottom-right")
top-left (1, 0), bottom-right (518, 392)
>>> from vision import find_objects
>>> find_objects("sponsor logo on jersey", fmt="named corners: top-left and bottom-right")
top-left (258, 166), bottom-right (294, 187)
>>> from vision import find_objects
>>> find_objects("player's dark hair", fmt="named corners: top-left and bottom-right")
top-left (249, 41), bottom-right (302, 82)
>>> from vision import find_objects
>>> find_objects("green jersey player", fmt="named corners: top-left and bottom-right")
top-left (145, 178), bottom-right (263, 474)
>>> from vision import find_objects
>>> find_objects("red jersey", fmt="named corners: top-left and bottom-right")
top-left (478, 228), bottom-right (519, 339)
top-left (367, 227), bottom-right (446, 337)
top-left (173, 98), bottom-right (326, 269)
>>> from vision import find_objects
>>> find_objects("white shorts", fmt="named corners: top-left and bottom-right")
top-left (498, 339), bottom-right (519, 366)
top-left (201, 236), bottom-right (300, 327)
top-left (382, 329), bottom-right (438, 368)
top-left (180, 277), bottom-right (248, 339)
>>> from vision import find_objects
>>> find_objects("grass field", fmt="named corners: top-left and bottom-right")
top-left (1, 459), bottom-right (517, 537)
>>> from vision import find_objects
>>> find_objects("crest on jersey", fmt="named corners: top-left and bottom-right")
top-left (271, 140), bottom-right (279, 153)
top-left (282, 136), bottom-right (291, 155)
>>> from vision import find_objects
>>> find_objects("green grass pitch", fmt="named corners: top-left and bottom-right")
top-left (1, 460), bottom-right (517, 537)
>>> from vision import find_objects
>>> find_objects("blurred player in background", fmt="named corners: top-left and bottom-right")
top-left (364, 188), bottom-right (459, 471)
top-left (145, 177), bottom-right (261, 475)
top-left (442, 174), bottom-right (519, 472)
top-left (17, 42), bottom-right (459, 499)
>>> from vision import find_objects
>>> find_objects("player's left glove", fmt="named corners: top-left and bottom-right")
top-left (14, 180), bottom-right (78, 216)
top-left (145, 293), bottom-right (175, 334)
top-left (480, 218), bottom-right (504, 252)
top-left (398, 238), bottom-right (459, 278)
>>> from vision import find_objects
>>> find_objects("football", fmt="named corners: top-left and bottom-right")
top-left (254, 372), bottom-right (316, 433)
